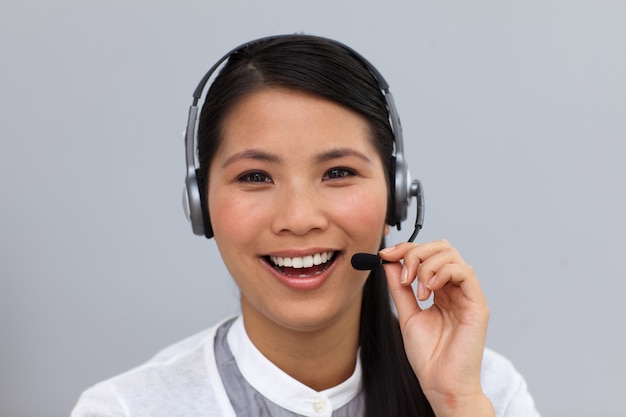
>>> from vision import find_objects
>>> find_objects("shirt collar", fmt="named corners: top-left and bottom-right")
top-left (227, 316), bottom-right (362, 417)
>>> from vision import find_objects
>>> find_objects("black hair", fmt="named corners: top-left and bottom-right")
top-left (196, 35), bottom-right (434, 417)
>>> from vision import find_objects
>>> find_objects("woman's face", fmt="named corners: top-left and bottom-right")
top-left (207, 88), bottom-right (389, 334)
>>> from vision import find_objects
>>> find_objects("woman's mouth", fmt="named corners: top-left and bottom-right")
top-left (266, 251), bottom-right (336, 277)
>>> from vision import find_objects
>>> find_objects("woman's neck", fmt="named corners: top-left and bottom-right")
top-left (240, 300), bottom-right (362, 391)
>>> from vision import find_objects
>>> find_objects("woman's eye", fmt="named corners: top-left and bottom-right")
top-left (324, 168), bottom-right (356, 180)
top-left (238, 171), bottom-right (272, 183)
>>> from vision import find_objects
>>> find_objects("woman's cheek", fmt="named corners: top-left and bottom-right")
top-left (333, 188), bottom-right (387, 235)
top-left (210, 191), bottom-right (268, 239)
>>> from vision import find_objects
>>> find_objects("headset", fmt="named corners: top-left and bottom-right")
top-left (182, 34), bottom-right (424, 241)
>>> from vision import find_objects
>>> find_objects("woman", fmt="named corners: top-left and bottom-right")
top-left (72, 35), bottom-right (540, 417)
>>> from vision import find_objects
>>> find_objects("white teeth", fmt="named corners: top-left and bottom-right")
top-left (270, 251), bottom-right (334, 269)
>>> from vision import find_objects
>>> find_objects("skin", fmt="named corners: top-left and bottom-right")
top-left (381, 242), bottom-right (495, 416)
top-left (207, 88), bottom-right (388, 390)
top-left (208, 87), bottom-right (495, 415)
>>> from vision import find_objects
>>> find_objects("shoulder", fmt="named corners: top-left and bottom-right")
top-left (481, 348), bottom-right (541, 417)
top-left (71, 317), bottom-right (237, 417)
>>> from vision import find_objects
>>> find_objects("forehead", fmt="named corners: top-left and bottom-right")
top-left (217, 87), bottom-right (378, 159)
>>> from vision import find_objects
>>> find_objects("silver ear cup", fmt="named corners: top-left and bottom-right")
top-left (183, 107), bottom-right (206, 236)
top-left (184, 170), bottom-right (205, 236)
top-left (182, 187), bottom-right (191, 221)
top-left (411, 179), bottom-right (424, 227)
top-left (395, 161), bottom-right (425, 240)
top-left (394, 154), bottom-right (410, 225)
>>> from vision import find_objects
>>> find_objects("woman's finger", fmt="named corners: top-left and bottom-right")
top-left (380, 240), bottom-right (465, 299)
top-left (379, 240), bottom-right (452, 263)
top-left (382, 261), bottom-right (422, 325)
top-left (426, 263), bottom-right (487, 307)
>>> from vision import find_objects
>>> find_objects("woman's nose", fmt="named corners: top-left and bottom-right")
top-left (270, 182), bottom-right (329, 236)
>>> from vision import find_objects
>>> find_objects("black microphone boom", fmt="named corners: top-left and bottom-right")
top-left (351, 181), bottom-right (424, 271)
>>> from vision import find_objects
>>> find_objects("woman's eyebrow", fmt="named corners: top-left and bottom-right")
top-left (315, 148), bottom-right (373, 164)
top-left (221, 149), bottom-right (280, 168)
top-left (221, 147), bottom-right (373, 168)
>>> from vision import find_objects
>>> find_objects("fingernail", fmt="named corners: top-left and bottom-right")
top-left (379, 246), bottom-right (394, 255)
top-left (400, 266), bottom-right (409, 284)
top-left (426, 275), bottom-right (436, 289)
top-left (417, 281), bottom-right (426, 300)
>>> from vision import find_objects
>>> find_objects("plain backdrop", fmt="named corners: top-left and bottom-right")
top-left (1, 1), bottom-right (625, 416)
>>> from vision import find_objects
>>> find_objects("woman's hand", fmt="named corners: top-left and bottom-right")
top-left (379, 240), bottom-right (495, 417)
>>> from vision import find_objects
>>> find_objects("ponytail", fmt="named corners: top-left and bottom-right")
top-left (359, 261), bottom-right (435, 417)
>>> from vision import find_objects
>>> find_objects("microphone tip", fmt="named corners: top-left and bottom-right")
top-left (351, 253), bottom-right (382, 271)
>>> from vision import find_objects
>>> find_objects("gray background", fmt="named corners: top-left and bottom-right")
top-left (1, 1), bottom-right (624, 416)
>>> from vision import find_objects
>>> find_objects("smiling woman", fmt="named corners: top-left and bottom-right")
top-left (71, 35), bottom-right (541, 417)
top-left (209, 88), bottom-right (389, 385)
